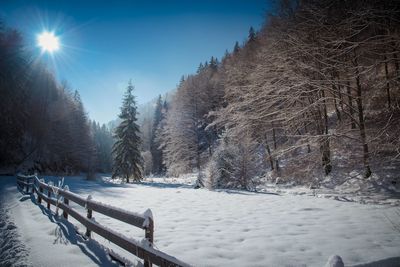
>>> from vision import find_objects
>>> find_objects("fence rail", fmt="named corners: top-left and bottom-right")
top-left (16, 174), bottom-right (34, 194)
top-left (16, 174), bottom-right (190, 267)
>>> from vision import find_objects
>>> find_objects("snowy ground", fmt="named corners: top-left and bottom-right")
top-left (0, 176), bottom-right (120, 267)
top-left (1, 174), bottom-right (400, 267)
top-left (257, 170), bottom-right (400, 206)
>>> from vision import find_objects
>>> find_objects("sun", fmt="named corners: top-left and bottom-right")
top-left (37, 31), bottom-right (60, 53)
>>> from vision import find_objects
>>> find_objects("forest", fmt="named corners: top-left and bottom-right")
top-left (1, 1), bottom-right (400, 266)
top-left (1, 0), bottom-right (400, 189)
top-left (141, 0), bottom-right (400, 189)
top-left (0, 21), bottom-right (113, 175)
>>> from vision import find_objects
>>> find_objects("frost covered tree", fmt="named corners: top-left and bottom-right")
top-left (150, 95), bottom-right (164, 174)
top-left (207, 130), bottom-right (261, 190)
top-left (161, 78), bottom-right (194, 176)
top-left (208, 0), bottom-right (400, 183)
top-left (112, 81), bottom-right (143, 182)
top-left (161, 61), bottom-right (224, 176)
top-left (153, 0), bottom-right (400, 185)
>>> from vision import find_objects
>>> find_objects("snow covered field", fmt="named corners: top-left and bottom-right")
top-left (1, 175), bottom-right (400, 267)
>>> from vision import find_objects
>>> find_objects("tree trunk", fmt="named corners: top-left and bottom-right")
top-left (321, 89), bottom-right (332, 175)
top-left (384, 54), bottom-right (391, 109)
top-left (303, 118), bottom-right (311, 153)
top-left (264, 134), bottom-right (274, 171)
top-left (337, 84), bottom-right (345, 114)
top-left (196, 128), bottom-right (201, 171)
top-left (272, 126), bottom-right (279, 173)
top-left (354, 53), bottom-right (372, 178)
top-left (333, 89), bottom-right (342, 122)
top-left (346, 81), bottom-right (356, 129)
top-left (393, 50), bottom-right (399, 80)
top-left (266, 144), bottom-right (274, 171)
top-left (331, 75), bottom-right (342, 122)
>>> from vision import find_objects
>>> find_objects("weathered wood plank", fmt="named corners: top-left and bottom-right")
top-left (58, 189), bottom-right (86, 207)
top-left (16, 176), bottom-right (34, 194)
top-left (36, 190), bottom-right (56, 206)
top-left (16, 180), bottom-right (34, 186)
top-left (35, 178), bottom-right (86, 206)
top-left (86, 200), bottom-right (146, 229)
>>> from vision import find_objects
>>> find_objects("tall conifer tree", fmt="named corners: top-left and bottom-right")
top-left (112, 81), bottom-right (143, 182)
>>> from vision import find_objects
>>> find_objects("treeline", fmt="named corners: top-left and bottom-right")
top-left (0, 21), bottom-right (114, 175)
top-left (90, 121), bottom-right (114, 173)
top-left (142, 0), bottom-right (400, 188)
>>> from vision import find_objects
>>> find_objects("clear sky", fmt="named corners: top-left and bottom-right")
top-left (1, 0), bottom-right (269, 124)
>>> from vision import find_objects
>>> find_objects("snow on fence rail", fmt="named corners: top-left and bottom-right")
top-left (16, 174), bottom-right (190, 267)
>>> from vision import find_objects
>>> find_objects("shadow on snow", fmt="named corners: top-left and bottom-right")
top-left (26, 194), bottom-right (134, 267)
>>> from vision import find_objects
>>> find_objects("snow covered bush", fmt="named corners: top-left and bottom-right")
top-left (206, 138), bottom-right (238, 189)
top-left (166, 160), bottom-right (192, 178)
top-left (207, 131), bottom-right (262, 190)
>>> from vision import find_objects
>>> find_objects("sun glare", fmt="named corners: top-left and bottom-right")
top-left (38, 31), bottom-right (60, 53)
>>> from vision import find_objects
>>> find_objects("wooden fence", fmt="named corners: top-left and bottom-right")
top-left (16, 174), bottom-right (190, 267)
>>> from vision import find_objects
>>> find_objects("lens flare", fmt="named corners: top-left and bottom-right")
top-left (37, 31), bottom-right (60, 52)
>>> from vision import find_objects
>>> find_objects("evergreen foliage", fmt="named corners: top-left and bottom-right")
top-left (91, 121), bottom-right (114, 173)
top-left (150, 95), bottom-right (165, 174)
top-left (112, 81), bottom-right (143, 182)
top-left (0, 22), bottom-right (96, 174)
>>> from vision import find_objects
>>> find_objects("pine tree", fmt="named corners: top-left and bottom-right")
top-left (71, 90), bottom-right (93, 172)
top-left (233, 41), bottom-right (240, 53)
top-left (209, 56), bottom-right (218, 71)
top-left (150, 95), bottom-right (164, 174)
top-left (112, 81), bottom-right (143, 182)
top-left (248, 26), bottom-right (256, 42)
top-left (91, 121), bottom-right (113, 173)
top-left (197, 63), bottom-right (204, 74)
top-left (179, 75), bottom-right (185, 85)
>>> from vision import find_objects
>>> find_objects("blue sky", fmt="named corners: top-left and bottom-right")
top-left (1, 0), bottom-right (269, 123)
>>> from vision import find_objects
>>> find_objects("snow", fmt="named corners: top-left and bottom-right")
top-left (0, 176), bottom-right (129, 267)
top-left (87, 198), bottom-right (146, 223)
top-left (256, 172), bottom-right (400, 206)
top-left (1, 174), bottom-right (400, 267)
top-left (325, 255), bottom-right (344, 267)
top-left (142, 208), bottom-right (153, 228)
top-left (0, 183), bottom-right (30, 267)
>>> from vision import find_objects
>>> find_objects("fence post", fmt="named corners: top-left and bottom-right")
top-left (47, 189), bottom-right (51, 210)
top-left (38, 185), bottom-right (43, 204)
top-left (31, 178), bottom-right (34, 194)
top-left (144, 217), bottom-right (154, 267)
top-left (145, 218), bottom-right (154, 244)
top-left (63, 197), bottom-right (69, 219)
top-left (85, 208), bottom-right (92, 238)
